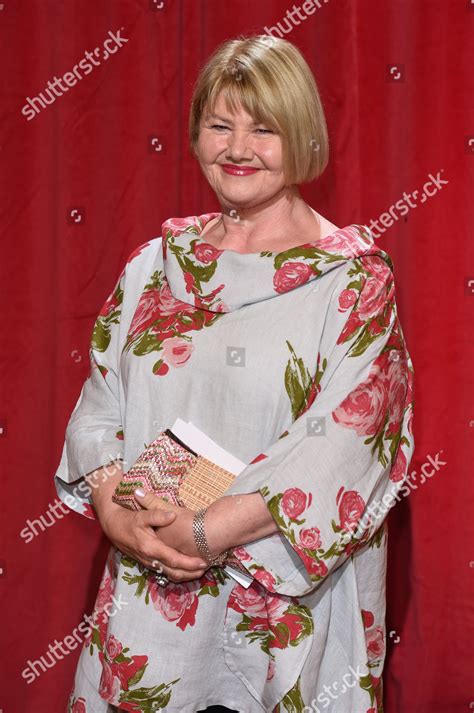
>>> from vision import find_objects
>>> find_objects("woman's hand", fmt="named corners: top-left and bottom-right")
top-left (133, 489), bottom-right (224, 583)
top-left (101, 504), bottom-right (210, 583)
top-left (87, 463), bottom-right (209, 583)
top-left (133, 489), bottom-right (201, 557)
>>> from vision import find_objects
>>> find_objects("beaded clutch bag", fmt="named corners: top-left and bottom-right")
top-left (111, 428), bottom-right (236, 511)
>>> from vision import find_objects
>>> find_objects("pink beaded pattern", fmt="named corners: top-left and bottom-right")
top-left (111, 431), bottom-right (197, 510)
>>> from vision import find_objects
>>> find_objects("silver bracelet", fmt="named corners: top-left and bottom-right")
top-left (192, 507), bottom-right (231, 567)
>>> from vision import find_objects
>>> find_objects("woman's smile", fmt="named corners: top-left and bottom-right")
top-left (221, 164), bottom-right (261, 176)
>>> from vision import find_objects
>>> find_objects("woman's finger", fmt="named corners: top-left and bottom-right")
top-left (144, 538), bottom-right (208, 572)
top-left (149, 558), bottom-right (209, 583)
top-left (134, 488), bottom-right (181, 513)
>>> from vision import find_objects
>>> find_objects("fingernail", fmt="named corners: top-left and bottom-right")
top-left (134, 487), bottom-right (146, 497)
top-left (199, 561), bottom-right (208, 567)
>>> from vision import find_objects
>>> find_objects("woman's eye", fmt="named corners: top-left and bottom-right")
top-left (209, 124), bottom-right (274, 134)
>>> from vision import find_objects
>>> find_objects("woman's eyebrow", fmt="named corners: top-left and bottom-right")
top-left (207, 114), bottom-right (262, 126)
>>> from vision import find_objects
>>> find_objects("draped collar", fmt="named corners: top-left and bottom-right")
top-left (161, 212), bottom-right (391, 313)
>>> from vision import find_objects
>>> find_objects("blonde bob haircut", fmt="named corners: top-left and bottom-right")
top-left (189, 34), bottom-right (329, 185)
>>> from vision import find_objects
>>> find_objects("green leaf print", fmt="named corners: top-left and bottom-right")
top-left (127, 661), bottom-right (148, 688)
top-left (279, 674), bottom-right (306, 712)
top-left (359, 672), bottom-right (376, 706)
top-left (130, 331), bottom-right (163, 356)
top-left (181, 248), bottom-right (218, 286)
top-left (118, 678), bottom-right (181, 711)
top-left (284, 341), bottom-right (315, 421)
top-left (273, 246), bottom-right (324, 271)
top-left (92, 318), bottom-right (112, 352)
top-left (91, 281), bottom-right (124, 353)
top-left (286, 604), bottom-right (314, 641)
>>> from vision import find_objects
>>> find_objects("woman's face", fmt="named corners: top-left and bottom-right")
top-left (195, 91), bottom-right (287, 210)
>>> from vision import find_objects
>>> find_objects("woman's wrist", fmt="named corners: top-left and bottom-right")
top-left (203, 492), bottom-right (279, 558)
top-left (192, 508), bottom-right (232, 566)
top-left (86, 462), bottom-right (124, 530)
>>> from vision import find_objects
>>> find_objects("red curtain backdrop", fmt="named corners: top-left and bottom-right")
top-left (1, 1), bottom-right (472, 711)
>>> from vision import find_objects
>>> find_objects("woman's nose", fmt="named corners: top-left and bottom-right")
top-left (226, 130), bottom-right (252, 159)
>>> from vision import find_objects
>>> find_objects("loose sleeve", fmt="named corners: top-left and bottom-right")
top-left (53, 242), bottom-right (152, 519)
top-left (223, 254), bottom-right (415, 597)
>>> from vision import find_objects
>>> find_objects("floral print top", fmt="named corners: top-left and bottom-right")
top-left (55, 212), bottom-right (415, 713)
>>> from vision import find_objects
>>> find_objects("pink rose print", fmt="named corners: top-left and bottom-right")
top-left (295, 547), bottom-right (328, 578)
top-left (150, 581), bottom-right (199, 630)
top-left (99, 646), bottom-right (148, 702)
top-left (338, 288), bottom-right (358, 312)
top-left (384, 352), bottom-right (409, 434)
top-left (127, 288), bottom-right (161, 341)
top-left (267, 595), bottom-right (306, 650)
top-left (317, 228), bottom-right (363, 258)
top-left (229, 582), bottom-right (313, 655)
top-left (105, 635), bottom-right (123, 660)
top-left (70, 698), bottom-right (86, 713)
top-left (184, 271), bottom-right (195, 293)
top-left (390, 446), bottom-right (407, 483)
top-left (357, 276), bottom-right (387, 320)
top-left (253, 569), bottom-right (278, 591)
top-left (338, 490), bottom-right (366, 532)
top-left (113, 656), bottom-right (148, 691)
top-left (298, 527), bottom-right (322, 550)
top-left (99, 658), bottom-right (121, 702)
top-left (337, 310), bottom-right (365, 344)
top-left (153, 360), bottom-right (169, 376)
top-left (194, 242), bottom-right (223, 263)
top-left (163, 216), bottom-right (196, 237)
top-left (274, 262), bottom-right (314, 293)
top-left (162, 336), bottom-right (194, 367)
top-left (367, 320), bottom-right (385, 338)
top-left (158, 282), bottom-right (193, 316)
top-left (361, 609), bottom-right (375, 628)
top-left (362, 255), bottom-right (392, 281)
top-left (281, 487), bottom-right (312, 520)
top-left (97, 574), bottom-right (114, 611)
top-left (229, 581), bottom-right (267, 616)
top-left (366, 625), bottom-right (385, 661)
top-left (233, 545), bottom-right (252, 561)
top-left (333, 363), bottom-right (389, 437)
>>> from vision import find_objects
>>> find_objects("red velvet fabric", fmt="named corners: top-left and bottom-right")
top-left (1, 1), bottom-right (472, 711)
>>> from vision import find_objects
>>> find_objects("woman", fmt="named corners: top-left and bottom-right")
top-left (55, 35), bottom-right (415, 713)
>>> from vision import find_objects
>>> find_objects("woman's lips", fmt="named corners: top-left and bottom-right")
top-left (221, 165), bottom-right (260, 176)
